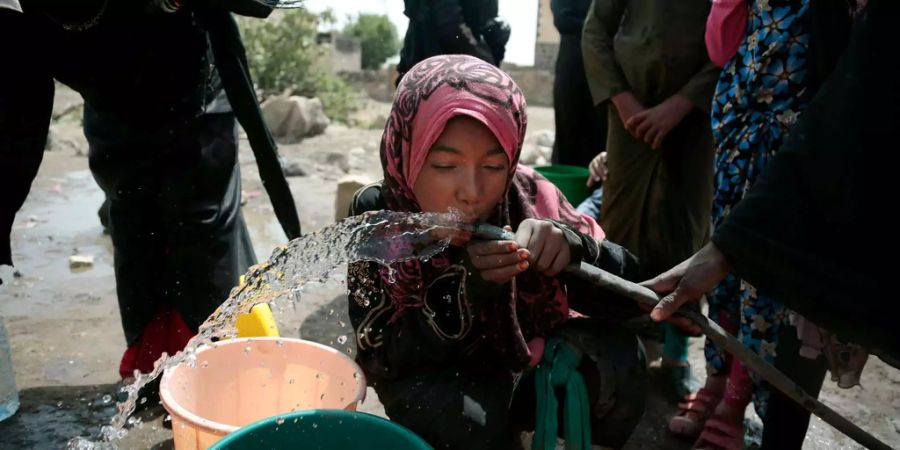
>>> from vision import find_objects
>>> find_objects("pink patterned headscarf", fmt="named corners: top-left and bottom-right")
top-left (379, 55), bottom-right (604, 369)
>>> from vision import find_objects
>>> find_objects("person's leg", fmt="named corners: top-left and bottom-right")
top-left (668, 273), bottom-right (741, 438)
top-left (85, 105), bottom-right (167, 355)
top-left (759, 325), bottom-right (827, 450)
top-left (661, 322), bottom-right (697, 397)
top-left (738, 288), bottom-right (787, 420)
top-left (156, 112), bottom-right (255, 331)
top-left (552, 34), bottom-right (606, 167)
top-left (374, 366), bottom-right (519, 450)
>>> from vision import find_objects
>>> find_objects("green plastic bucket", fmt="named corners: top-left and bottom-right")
top-left (534, 165), bottom-right (591, 206)
top-left (208, 409), bottom-right (432, 450)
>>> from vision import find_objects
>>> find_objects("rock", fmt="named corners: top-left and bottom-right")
top-left (537, 145), bottom-right (553, 161)
top-left (297, 97), bottom-right (330, 137)
top-left (325, 152), bottom-right (351, 173)
top-left (524, 129), bottom-right (555, 149)
top-left (348, 147), bottom-right (367, 172)
top-left (281, 159), bottom-right (308, 177)
top-left (51, 83), bottom-right (84, 120)
top-left (261, 95), bottom-right (331, 143)
top-left (350, 109), bottom-right (388, 130)
top-left (44, 127), bottom-right (59, 152)
top-left (334, 174), bottom-right (375, 221)
top-left (45, 123), bottom-right (88, 155)
top-left (69, 255), bottom-right (94, 269)
top-left (519, 143), bottom-right (542, 165)
top-left (536, 130), bottom-right (555, 148)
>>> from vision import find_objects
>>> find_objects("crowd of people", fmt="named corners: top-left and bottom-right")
top-left (2, 0), bottom-right (895, 449)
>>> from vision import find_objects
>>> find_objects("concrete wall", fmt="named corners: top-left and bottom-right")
top-left (534, 0), bottom-right (561, 70)
top-left (341, 69), bottom-right (397, 103)
top-left (341, 65), bottom-right (556, 109)
top-left (536, 0), bottom-right (560, 44)
top-left (331, 35), bottom-right (362, 73)
top-left (502, 64), bottom-right (555, 107)
top-left (534, 42), bottom-right (560, 71)
top-left (317, 32), bottom-right (362, 74)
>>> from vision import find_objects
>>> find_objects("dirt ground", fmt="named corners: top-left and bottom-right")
top-left (0, 86), bottom-right (897, 449)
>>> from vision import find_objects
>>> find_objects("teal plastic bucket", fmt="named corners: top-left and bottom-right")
top-left (208, 409), bottom-right (432, 450)
top-left (534, 165), bottom-right (591, 206)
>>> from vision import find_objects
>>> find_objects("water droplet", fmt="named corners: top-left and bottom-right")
top-left (315, 373), bottom-right (321, 379)
top-left (338, 321), bottom-right (346, 328)
top-left (244, 346), bottom-right (252, 355)
top-left (101, 395), bottom-right (112, 404)
top-left (337, 335), bottom-right (348, 345)
top-left (312, 422), bottom-right (318, 429)
top-left (82, 211), bottom-right (461, 445)
top-left (276, 417), bottom-right (285, 425)
top-left (288, 378), bottom-right (295, 385)
top-left (276, 340), bottom-right (284, 348)
top-left (139, 397), bottom-right (147, 405)
top-left (57, 401), bottom-right (64, 408)
top-left (352, 371), bottom-right (360, 379)
top-left (201, 361), bottom-right (209, 369)
top-left (320, 393), bottom-right (325, 400)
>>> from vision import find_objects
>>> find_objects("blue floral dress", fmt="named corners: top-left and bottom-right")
top-left (706, 0), bottom-right (811, 417)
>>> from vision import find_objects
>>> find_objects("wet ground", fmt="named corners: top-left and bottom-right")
top-left (0, 88), bottom-right (897, 449)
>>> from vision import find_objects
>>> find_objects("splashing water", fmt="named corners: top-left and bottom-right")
top-left (67, 210), bottom-right (466, 449)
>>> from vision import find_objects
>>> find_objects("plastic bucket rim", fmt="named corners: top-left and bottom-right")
top-left (208, 409), bottom-right (432, 450)
top-left (159, 337), bottom-right (368, 437)
top-left (533, 164), bottom-right (590, 176)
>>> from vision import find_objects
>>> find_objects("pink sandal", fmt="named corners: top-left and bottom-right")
top-left (668, 388), bottom-right (721, 438)
top-left (692, 415), bottom-right (744, 450)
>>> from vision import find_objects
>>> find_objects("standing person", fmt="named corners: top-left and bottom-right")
top-left (550, 0), bottom-right (606, 168)
top-left (348, 55), bottom-right (650, 450)
top-left (581, 0), bottom-right (719, 402)
top-left (644, 4), bottom-right (899, 447)
top-left (0, 0), bottom-right (301, 401)
top-left (666, 1), bottom-right (855, 447)
top-left (396, 0), bottom-right (510, 82)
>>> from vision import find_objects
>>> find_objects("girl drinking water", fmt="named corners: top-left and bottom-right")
top-left (346, 55), bottom-right (651, 450)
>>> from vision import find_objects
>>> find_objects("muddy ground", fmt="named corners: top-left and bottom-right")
top-left (0, 86), bottom-right (897, 449)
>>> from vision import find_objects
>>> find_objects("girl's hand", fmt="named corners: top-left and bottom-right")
top-left (514, 219), bottom-right (571, 276)
top-left (587, 151), bottom-right (608, 187)
top-left (466, 226), bottom-right (531, 284)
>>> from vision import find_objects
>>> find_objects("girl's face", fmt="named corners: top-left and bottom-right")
top-left (412, 116), bottom-right (510, 223)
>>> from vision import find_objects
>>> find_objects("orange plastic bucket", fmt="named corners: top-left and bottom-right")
top-left (160, 337), bottom-right (366, 450)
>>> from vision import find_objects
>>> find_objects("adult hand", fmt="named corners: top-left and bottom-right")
top-left (640, 242), bottom-right (732, 322)
top-left (625, 95), bottom-right (694, 150)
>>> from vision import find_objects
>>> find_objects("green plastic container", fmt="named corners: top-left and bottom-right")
top-left (209, 409), bottom-right (432, 450)
top-left (534, 165), bottom-right (591, 206)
